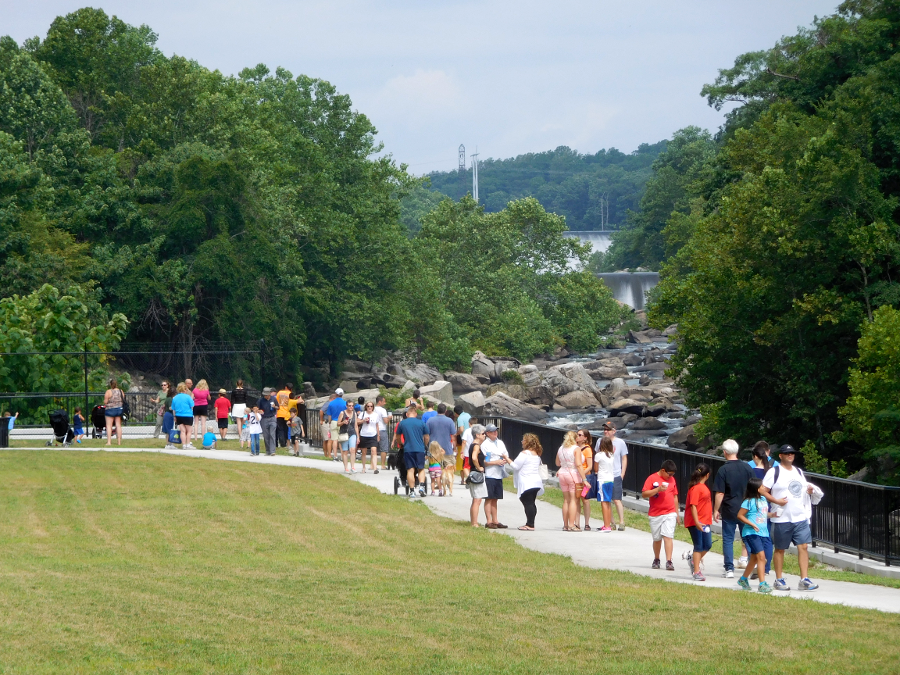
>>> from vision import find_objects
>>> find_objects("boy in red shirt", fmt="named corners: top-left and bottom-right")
top-left (641, 460), bottom-right (681, 570)
top-left (214, 390), bottom-right (231, 441)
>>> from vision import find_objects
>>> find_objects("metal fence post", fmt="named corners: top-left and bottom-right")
top-left (83, 344), bottom-right (89, 421)
top-left (259, 339), bottom-right (265, 390)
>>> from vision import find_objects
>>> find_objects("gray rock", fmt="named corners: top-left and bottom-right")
top-left (518, 364), bottom-right (541, 387)
top-left (486, 383), bottom-right (529, 401)
top-left (632, 417), bottom-right (666, 430)
top-left (405, 363), bottom-right (441, 386)
top-left (662, 324), bottom-right (678, 337)
top-left (525, 384), bottom-right (555, 407)
top-left (667, 424), bottom-right (700, 450)
top-left (594, 366), bottom-right (629, 379)
top-left (644, 328), bottom-right (663, 338)
top-left (482, 392), bottom-right (547, 422)
top-left (475, 374), bottom-right (491, 385)
top-left (401, 380), bottom-right (417, 393)
top-left (556, 390), bottom-right (601, 409)
top-left (302, 382), bottom-right (316, 398)
top-left (456, 390), bottom-right (486, 415)
top-left (356, 377), bottom-right (373, 389)
top-left (471, 351), bottom-right (495, 380)
top-left (605, 378), bottom-right (627, 396)
top-left (386, 363), bottom-right (406, 377)
top-left (343, 359), bottom-right (372, 374)
top-left (420, 380), bottom-right (454, 405)
top-left (622, 353), bottom-right (644, 367)
top-left (633, 362), bottom-right (669, 372)
top-left (445, 371), bottom-right (486, 393)
top-left (627, 330), bottom-right (652, 344)
top-left (684, 415), bottom-right (701, 426)
top-left (608, 398), bottom-right (647, 416)
top-left (338, 380), bottom-right (358, 394)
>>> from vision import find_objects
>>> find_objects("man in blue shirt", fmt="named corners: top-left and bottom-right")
top-left (395, 406), bottom-right (429, 498)
top-left (324, 389), bottom-right (348, 461)
top-left (422, 401), bottom-right (436, 423)
top-left (427, 403), bottom-right (458, 468)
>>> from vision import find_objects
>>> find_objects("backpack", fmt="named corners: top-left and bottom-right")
top-left (121, 391), bottom-right (131, 420)
top-left (771, 465), bottom-right (803, 485)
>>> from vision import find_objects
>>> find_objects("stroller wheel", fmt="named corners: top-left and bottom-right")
top-left (46, 441), bottom-right (52, 447)
top-left (393, 476), bottom-right (399, 495)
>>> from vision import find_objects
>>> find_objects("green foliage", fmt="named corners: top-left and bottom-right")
top-left (0, 283), bottom-right (128, 393)
top-left (425, 143), bottom-right (667, 230)
top-left (501, 370), bottom-right (524, 385)
top-left (801, 441), bottom-right (829, 475)
top-left (546, 270), bottom-right (626, 354)
top-left (838, 306), bottom-right (900, 483)
top-left (399, 180), bottom-right (449, 234)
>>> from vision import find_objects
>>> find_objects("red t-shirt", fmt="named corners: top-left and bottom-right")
top-left (214, 396), bottom-right (231, 419)
top-left (643, 472), bottom-right (678, 516)
top-left (684, 483), bottom-right (711, 527)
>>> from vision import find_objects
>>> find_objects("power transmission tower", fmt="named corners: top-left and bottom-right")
top-left (470, 149), bottom-right (479, 203)
top-left (458, 144), bottom-right (466, 173)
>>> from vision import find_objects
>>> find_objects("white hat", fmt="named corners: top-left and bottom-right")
top-left (335, 388), bottom-right (344, 396)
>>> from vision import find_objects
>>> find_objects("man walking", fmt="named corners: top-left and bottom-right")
top-left (481, 424), bottom-right (511, 529)
top-left (275, 383), bottom-right (295, 448)
top-left (712, 439), bottom-right (754, 578)
top-left (641, 459), bottom-right (680, 570)
top-left (426, 403), bottom-right (457, 469)
top-left (257, 387), bottom-right (278, 456)
top-left (598, 422), bottom-right (629, 531)
top-left (373, 395), bottom-right (391, 473)
top-left (395, 405), bottom-right (429, 498)
top-left (761, 445), bottom-right (820, 591)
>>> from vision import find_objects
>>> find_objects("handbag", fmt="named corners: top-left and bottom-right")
top-left (501, 463), bottom-right (514, 479)
top-left (538, 463), bottom-right (549, 481)
top-left (467, 470), bottom-right (485, 484)
top-left (338, 433), bottom-right (349, 442)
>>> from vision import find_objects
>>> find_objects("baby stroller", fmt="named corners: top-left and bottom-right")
top-left (90, 404), bottom-right (124, 439)
top-left (392, 447), bottom-right (429, 496)
top-left (46, 409), bottom-right (74, 447)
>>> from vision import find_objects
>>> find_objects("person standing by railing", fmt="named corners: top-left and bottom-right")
top-left (555, 431), bottom-right (587, 532)
top-left (257, 387), bottom-right (277, 456)
top-left (192, 380), bottom-right (211, 441)
top-left (103, 378), bottom-right (125, 447)
top-left (171, 382), bottom-right (195, 450)
top-left (231, 380), bottom-right (248, 448)
top-left (712, 439), bottom-right (754, 579)
top-left (598, 422), bottom-right (628, 531)
top-left (152, 382), bottom-right (168, 439)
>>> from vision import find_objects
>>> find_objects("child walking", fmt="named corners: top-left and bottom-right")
top-left (73, 407), bottom-right (85, 443)
top-left (737, 477), bottom-right (773, 594)
top-left (684, 463), bottom-right (712, 581)
top-left (247, 407), bottom-right (263, 456)
top-left (427, 441), bottom-right (444, 496)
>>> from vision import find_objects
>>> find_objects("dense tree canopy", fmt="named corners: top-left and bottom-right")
top-left (649, 0), bottom-right (900, 478)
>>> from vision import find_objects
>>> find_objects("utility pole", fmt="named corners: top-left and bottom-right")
top-left (458, 144), bottom-right (466, 173)
top-left (470, 149), bottom-right (479, 203)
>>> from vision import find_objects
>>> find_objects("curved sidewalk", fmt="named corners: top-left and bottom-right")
top-left (12, 445), bottom-right (900, 614)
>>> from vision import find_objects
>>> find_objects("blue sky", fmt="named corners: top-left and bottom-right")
top-left (6, 1), bottom-right (839, 173)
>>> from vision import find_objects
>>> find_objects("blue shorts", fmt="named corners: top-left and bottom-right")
top-left (341, 435), bottom-right (358, 452)
top-left (771, 520), bottom-right (812, 550)
top-left (404, 451), bottom-right (425, 471)
top-left (744, 533), bottom-right (771, 555)
top-left (597, 481), bottom-right (613, 502)
top-left (688, 526), bottom-right (712, 552)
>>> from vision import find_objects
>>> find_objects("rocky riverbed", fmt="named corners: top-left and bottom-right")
top-left (307, 324), bottom-right (707, 452)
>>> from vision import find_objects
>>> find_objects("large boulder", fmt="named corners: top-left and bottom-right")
top-left (627, 329), bottom-right (653, 344)
top-left (518, 364), bottom-right (541, 387)
top-left (405, 363), bottom-right (441, 386)
top-left (485, 383), bottom-right (529, 401)
top-left (525, 384), bottom-right (555, 407)
top-left (633, 362), bottom-right (669, 373)
top-left (594, 366), bottom-right (629, 379)
top-left (667, 424), bottom-right (700, 450)
top-left (622, 352), bottom-right (644, 367)
top-left (662, 324), bottom-right (678, 337)
top-left (541, 368), bottom-right (579, 397)
top-left (456, 390), bottom-right (486, 415)
top-left (607, 398), bottom-right (647, 416)
top-left (348, 388), bottom-right (381, 403)
top-left (444, 371), bottom-right (486, 393)
top-left (302, 382), bottom-right (316, 398)
top-left (338, 380), bottom-right (358, 394)
top-left (632, 417), bottom-right (666, 430)
top-left (551, 362), bottom-right (598, 389)
top-left (556, 390), bottom-right (601, 409)
top-left (420, 380), bottom-right (454, 405)
top-left (482, 392), bottom-right (547, 422)
top-left (343, 359), bottom-right (372, 374)
top-left (471, 351), bottom-right (495, 380)
top-left (605, 378), bottom-right (627, 397)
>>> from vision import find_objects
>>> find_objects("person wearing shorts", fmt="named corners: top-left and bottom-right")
top-left (481, 424), bottom-right (511, 529)
top-left (598, 422), bottom-right (628, 531)
top-left (594, 436), bottom-right (616, 532)
top-left (374, 396), bottom-right (391, 471)
top-left (214, 389), bottom-right (230, 441)
top-left (641, 460), bottom-right (680, 571)
top-left (395, 406), bottom-right (429, 498)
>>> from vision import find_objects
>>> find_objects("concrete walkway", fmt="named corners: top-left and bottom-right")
top-left (11, 445), bottom-right (900, 614)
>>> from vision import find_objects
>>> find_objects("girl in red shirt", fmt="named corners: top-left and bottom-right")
top-left (684, 463), bottom-right (712, 581)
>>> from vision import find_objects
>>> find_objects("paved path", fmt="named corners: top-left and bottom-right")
top-left (11, 445), bottom-right (900, 614)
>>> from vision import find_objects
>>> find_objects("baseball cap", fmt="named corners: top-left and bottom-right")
top-left (779, 444), bottom-right (797, 455)
top-left (335, 387), bottom-right (344, 396)
top-left (602, 421), bottom-right (615, 430)
top-left (485, 423), bottom-right (498, 432)
top-left (262, 387), bottom-right (273, 395)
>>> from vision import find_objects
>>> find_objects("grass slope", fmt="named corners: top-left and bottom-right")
top-left (0, 451), bottom-right (898, 674)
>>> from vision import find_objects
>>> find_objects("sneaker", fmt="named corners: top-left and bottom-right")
top-left (723, 570), bottom-right (734, 579)
top-left (617, 524), bottom-right (625, 531)
top-left (758, 582), bottom-right (773, 594)
top-left (692, 572), bottom-right (706, 581)
top-left (798, 578), bottom-right (819, 591)
top-left (738, 577), bottom-right (751, 591)
top-left (418, 487), bottom-right (426, 497)
top-left (774, 578), bottom-right (790, 592)
top-left (374, 469), bottom-right (380, 474)
top-left (599, 526), bottom-right (613, 533)
top-left (750, 572), bottom-right (758, 580)
top-left (665, 560), bottom-right (675, 571)
top-left (738, 556), bottom-right (749, 566)
top-left (651, 559), bottom-right (661, 570)
top-left (184, 443), bottom-right (196, 449)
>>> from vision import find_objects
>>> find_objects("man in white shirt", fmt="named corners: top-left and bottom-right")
top-left (597, 422), bottom-right (628, 531)
top-left (373, 395), bottom-right (391, 473)
top-left (761, 445), bottom-right (819, 592)
top-left (481, 424), bottom-right (511, 529)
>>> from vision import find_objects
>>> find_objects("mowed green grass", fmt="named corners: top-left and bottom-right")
top-left (0, 452), bottom-right (898, 674)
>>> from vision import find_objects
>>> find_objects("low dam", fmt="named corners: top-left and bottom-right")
top-left (595, 272), bottom-right (659, 310)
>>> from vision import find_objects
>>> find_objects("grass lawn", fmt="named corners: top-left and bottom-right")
top-left (1, 451), bottom-right (898, 674)
top-left (525, 483), bottom-right (900, 590)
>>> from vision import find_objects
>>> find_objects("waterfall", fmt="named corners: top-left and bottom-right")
top-left (595, 272), bottom-right (659, 310)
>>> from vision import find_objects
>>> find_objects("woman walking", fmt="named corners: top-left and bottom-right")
top-left (357, 401), bottom-right (379, 473)
top-left (594, 436), bottom-right (615, 532)
top-left (467, 424), bottom-right (488, 527)
top-left (192, 380), bottom-right (211, 440)
top-left (103, 378), bottom-right (125, 446)
top-left (171, 383), bottom-right (195, 450)
top-left (512, 433), bottom-right (544, 530)
top-left (231, 379), bottom-right (249, 448)
top-left (555, 431), bottom-right (588, 531)
top-left (338, 400), bottom-right (358, 474)
top-left (684, 463), bottom-right (713, 581)
top-left (577, 430), bottom-right (595, 530)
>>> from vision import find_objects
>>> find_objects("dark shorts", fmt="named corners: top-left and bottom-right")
top-left (404, 451), bottom-right (425, 471)
top-left (613, 476), bottom-right (624, 501)
top-left (771, 521), bottom-right (812, 550)
top-left (193, 405), bottom-right (208, 417)
top-left (485, 477), bottom-right (504, 500)
top-left (175, 416), bottom-right (193, 426)
top-left (583, 474), bottom-right (598, 500)
top-left (359, 435), bottom-right (378, 449)
top-left (217, 418), bottom-right (228, 429)
top-left (688, 526), bottom-right (712, 552)
top-left (744, 533), bottom-right (771, 555)
top-left (104, 407), bottom-right (122, 417)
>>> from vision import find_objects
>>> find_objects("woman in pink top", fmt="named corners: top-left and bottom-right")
top-left (555, 431), bottom-right (588, 531)
top-left (192, 380), bottom-right (210, 440)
